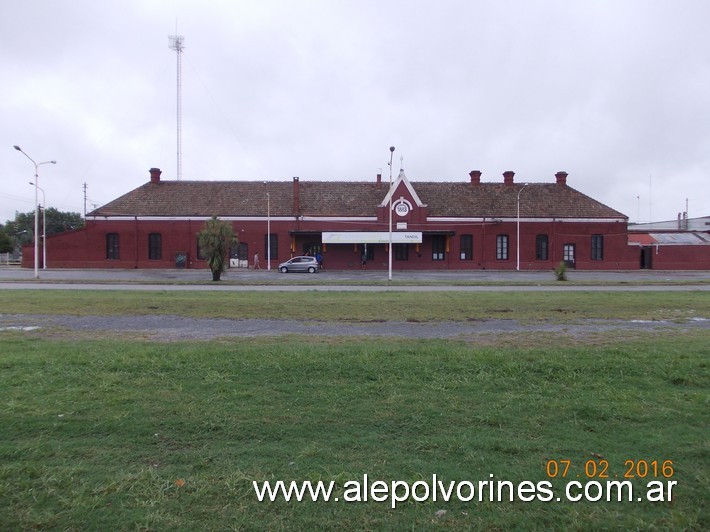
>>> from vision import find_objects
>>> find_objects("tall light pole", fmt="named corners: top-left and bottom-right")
top-left (29, 182), bottom-right (46, 269)
top-left (14, 145), bottom-right (56, 279)
top-left (516, 182), bottom-right (529, 271)
top-left (266, 191), bottom-right (271, 271)
top-left (387, 146), bottom-right (395, 281)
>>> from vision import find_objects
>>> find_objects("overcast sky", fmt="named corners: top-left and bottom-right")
top-left (2, 0), bottom-right (709, 226)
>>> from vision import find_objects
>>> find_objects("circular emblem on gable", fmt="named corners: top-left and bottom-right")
top-left (395, 203), bottom-right (410, 216)
top-left (392, 198), bottom-right (413, 217)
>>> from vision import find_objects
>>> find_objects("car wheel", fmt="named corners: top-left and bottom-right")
top-left (308, 266), bottom-right (316, 273)
top-left (280, 266), bottom-right (288, 273)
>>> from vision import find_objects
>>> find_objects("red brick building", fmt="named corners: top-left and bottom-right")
top-left (29, 167), bottom-right (641, 270)
top-left (628, 231), bottom-right (710, 270)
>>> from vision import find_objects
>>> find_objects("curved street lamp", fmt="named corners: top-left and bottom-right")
top-left (14, 145), bottom-right (56, 279)
top-left (29, 182), bottom-right (46, 270)
top-left (516, 182), bottom-right (530, 271)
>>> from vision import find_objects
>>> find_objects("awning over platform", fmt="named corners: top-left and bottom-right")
top-left (322, 231), bottom-right (423, 244)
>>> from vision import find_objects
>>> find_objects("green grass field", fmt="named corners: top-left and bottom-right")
top-left (2, 289), bottom-right (709, 322)
top-left (1, 290), bottom-right (708, 529)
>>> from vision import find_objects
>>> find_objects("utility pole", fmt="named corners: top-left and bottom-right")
top-left (387, 146), bottom-right (395, 281)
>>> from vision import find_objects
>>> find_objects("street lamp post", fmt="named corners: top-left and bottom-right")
top-left (516, 183), bottom-right (530, 271)
top-left (14, 145), bottom-right (56, 279)
top-left (29, 182), bottom-right (46, 269)
top-left (266, 191), bottom-right (271, 271)
top-left (387, 146), bottom-right (395, 281)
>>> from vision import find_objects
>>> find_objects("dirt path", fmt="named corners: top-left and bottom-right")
top-left (1, 313), bottom-right (708, 341)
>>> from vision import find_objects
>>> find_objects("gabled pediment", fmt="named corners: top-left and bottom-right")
top-left (378, 169), bottom-right (427, 208)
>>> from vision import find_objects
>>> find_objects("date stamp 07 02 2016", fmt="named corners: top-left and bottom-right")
top-left (546, 459), bottom-right (675, 480)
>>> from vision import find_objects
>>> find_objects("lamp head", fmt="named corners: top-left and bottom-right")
top-left (389, 146), bottom-right (395, 153)
top-left (50, 161), bottom-right (56, 164)
top-left (13, 145), bottom-right (21, 151)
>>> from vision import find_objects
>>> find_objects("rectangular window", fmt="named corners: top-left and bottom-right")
top-left (106, 233), bottom-right (119, 260)
top-left (460, 234), bottom-right (473, 260)
top-left (535, 234), bottom-right (548, 261)
top-left (148, 233), bottom-right (162, 260)
top-left (496, 234), bottom-right (509, 260)
top-left (432, 235), bottom-right (446, 261)
top-left (394, 243), bottom-right (409, 261)
top-left (264, 234), bottom-right (278, 260)
top-left (591, 235), bottom-right (604, 260)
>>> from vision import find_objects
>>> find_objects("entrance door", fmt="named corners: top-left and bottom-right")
top-left (302, 242), bottom-right (323, 257)
top-left (640, 246), bottom-right (653, 269)
top-left (230, 242), bottom-right (248, 268)
top-left (563, 244), bottom-right (576, 269)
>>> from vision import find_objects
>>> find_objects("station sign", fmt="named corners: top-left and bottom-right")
top-left (322, 231), bottom-right (423, 244)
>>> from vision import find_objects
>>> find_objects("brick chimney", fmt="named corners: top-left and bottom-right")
top-left (469, 170), bottom-right (481, 185)
top-left (149, 167), bottom-right (162, 184)
top-left (555, 171), bottom-right (568, 186)
top-left (292, 176), bottom-right (300, 215)
top-left (503, 170), bottom-right (515, 186)
top-left (376, 172), bottom-right (382, 188)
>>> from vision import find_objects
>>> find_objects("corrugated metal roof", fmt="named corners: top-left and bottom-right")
top-left (649, 232), bottom-right (710, 244)
top-left (629, 232), bottom-right (710, 245)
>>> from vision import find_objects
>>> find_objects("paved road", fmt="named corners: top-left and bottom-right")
top-left (3, 282), bottom-right (710, 292)
top-left (0, 267), bottom-right (709, 291)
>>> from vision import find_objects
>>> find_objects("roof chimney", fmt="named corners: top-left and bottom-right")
top-left (376, 172), bottom-right (382, 188)
top-left (292, 176), bottom-right (300, 215)
top-left (503, 170), bottom-right (515, 186)
top-left (469, 170), bottom-right (481, 185)
top-left (555, 171), bottom-right (568, 186)
top-left (149, 167), bottom-right (162, 184)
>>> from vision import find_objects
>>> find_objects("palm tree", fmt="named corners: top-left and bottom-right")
top-left (197, 216), bottom-right (238, 281)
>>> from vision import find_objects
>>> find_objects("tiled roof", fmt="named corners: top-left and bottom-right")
top-left (89, 179), bottom-right (627, 219)
top-left (627, 233), bottom-right (657, 245)
top-left (414, 182), bottom-right (625, 218)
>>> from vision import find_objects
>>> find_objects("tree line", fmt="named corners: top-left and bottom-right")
top-left (0, 209), bottom-right (84, 254)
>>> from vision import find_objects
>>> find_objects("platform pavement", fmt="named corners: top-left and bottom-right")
top-left (0, 265), bottom-right (708, 285)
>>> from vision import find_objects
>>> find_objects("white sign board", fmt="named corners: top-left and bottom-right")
top-left (322, 231), bottom-right (423, 244)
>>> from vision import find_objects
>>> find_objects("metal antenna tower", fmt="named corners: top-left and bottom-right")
top-left (168, 34), bottom-right (185, 180)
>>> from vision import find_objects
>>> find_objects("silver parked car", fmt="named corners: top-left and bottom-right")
top-left (278, 256), bottom-right (320, 273)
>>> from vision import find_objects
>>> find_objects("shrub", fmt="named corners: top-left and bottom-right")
top-left (554, 261), bottom-right (568, 281)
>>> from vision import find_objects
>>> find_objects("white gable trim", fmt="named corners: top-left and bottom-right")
top-left (378, 169), bottom-right (427, 208)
